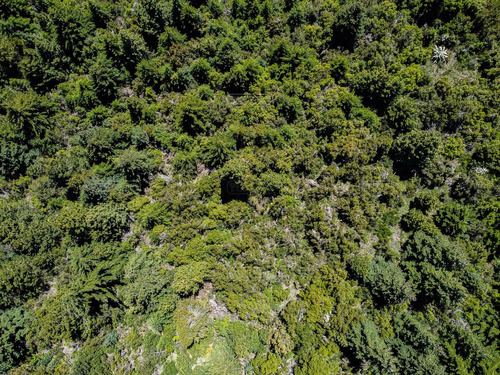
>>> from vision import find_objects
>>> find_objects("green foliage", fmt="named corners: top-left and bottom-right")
top-left (348, 319), bottom-right (397, 374)
top-left (162, 361), bottom-right (178, 375)
top-left (1, 90), bottom-right (55, 142)
top-left (174, 299), bottom-right (211, 348)
top-left (217, 319), bottom-right (263, 358)
top-left (253, 352), bottom-right (282, 375)
top-left (295, 343), bottom-right (343, 375)
top-left (404, 230), bottom-right (467, 270)
top-left (57, 203), bottom-right (88, 242)
top-left (200, 134), bottom-right (236, 169)
top-left (0, 257), bottom-right (45, 309)
top-left (59, 76), bottom-right (99, 110)
top-left (386, 96), bottom-right (421, 134)
top-left (49, 0), bottom-right (92, 63)
top-left (0, 308), bottom-right (30, 372)
top-left (330, 1), bottom-right (367, 51)
top-left (270, 325), bottom-right (294, 355)
top-left (391, 130), bottom-right (442, 178)
top-left (201, 337), bottom-right (243, 374)
top-left (443, 136), bottom-right (465, 159)
top-left (0, 0), bottom-right (499, 373)
top-left (215, 37), bottom-right (241, 72)
top-left (401, 208), bottom-right (440, 234)
top-left (136, 202), bottom-right (170, 229)
top-left (419, 263), bottom-right (467, 309)
top-left (30, 260), bottom-right (121, 348)
top-left (114, 148), bottom-right (156, 188)
top-left (81, 174), bottom-right (122, 204)
top-left (224, 59), bottom-right (264, 92)
top-left (367, 258), bottom-right (415, 305)
top-left (71, 345), bottom-right (111, 375)
top-left (121, 251), bottom-right (172, 314)
top-left (175, 94), bottom-right (211, 135)
top-left (172, 262), bottom-right (208, 296)
top-left (348, 254), bottom-right (371, 282)
top-left (390, 313), bottom-right (447, 374)
top-left (410, 190), bottom-right (441, 213)
top-left (473, 139), bottom-right (500, 174)
top-left (0, 141), bottom-right (38, 178)
top-left (103, 331), bottom-right (119, 347)
top-left (434, 202), bottom-right (471, 237)
top-left (127, 195), bottom-right (149, 212)
top-left (258, 171), bottom-right (291, 197)
top-left (172, 150), bottom-right (199, 177)
top-left (276, 94), bottom-right (303, 123)
top-left (85, 204), bottom-right (127, 242)
top-left (190, 58), bottom-right (212, 85)
top-left (351, 68), bottom-right (402, 111)
top-left (89, 55), bottom-right (123, 104)
top-left (0, 200), bottom-right (59, 256)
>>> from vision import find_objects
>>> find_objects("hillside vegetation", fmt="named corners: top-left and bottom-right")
top-left (0, 0), bottom-right (499, 374)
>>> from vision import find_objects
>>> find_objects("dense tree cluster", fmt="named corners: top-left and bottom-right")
top-left (0, 0), bottom-right (499, 374)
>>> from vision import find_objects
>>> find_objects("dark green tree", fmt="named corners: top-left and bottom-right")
top-left (391, 130), bottom-right (441, 178)
top-left (1, 90), bottom-right (55, 141)
top-left (367, 258), bottom-right (415, 305)
top-left (0, 308), bottom-right (30, 373)
top-left (89, 55), bottom-right (123, 104)
top-left (114, 148), bottom-right (156, 189)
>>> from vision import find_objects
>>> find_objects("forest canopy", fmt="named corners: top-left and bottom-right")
top-left (0, 0), bottom-right (499, 374)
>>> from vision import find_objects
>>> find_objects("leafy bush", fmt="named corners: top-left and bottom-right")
top-left (200, 135), bottom-right (236, 169)
top-left (81, 175), bottom-right (121, 204)
top-left (114, 148), bottom-right (156, 188)
top-left (367, 258), bottom-right (415, 305)
top-left (85, 204), bottom-right (127, 242)
top-left (174, 299), bottom-right (211, 348)
top-left (473, 139), bottom-right (500, 174)
top-left (89, 56), bottom-right (123, 104)
top-left (391, 130), bottom-right (441, 178)
top-left (351, 68), bottom-right (402, 111)
top-left (103, 331), bottom-right (119, 347)
top-left (136, 202), bottom-right (170, 229)
top-left (71, 346), bottom-right (111, 375)
top-left (0, 308), bottom-right (29, 372)
top-left (172, 262), bottom-right (208, 296)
